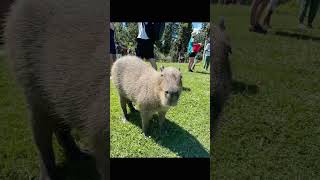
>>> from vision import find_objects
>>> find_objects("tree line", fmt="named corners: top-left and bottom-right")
top-left (113, 22), bottom-right (210, 62)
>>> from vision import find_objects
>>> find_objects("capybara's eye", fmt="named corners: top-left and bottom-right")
top-left (165, 91), bottom-right (169, 94)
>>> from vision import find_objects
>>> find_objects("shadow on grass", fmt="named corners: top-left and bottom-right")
top-left (55, 154), bottom-right (101, 180)
top-left (274, 31), bottom-right (320, 41)
top-left (194, 70), bottom-right (210, 75)
top-left (127, 111), bottom-right (209, 158)
top-left (232, 80), bottom-right (259, 95)
top-left (182, 86), bottom-right (191, 92)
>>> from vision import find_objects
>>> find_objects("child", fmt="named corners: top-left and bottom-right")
top-left (203, 39), bottom-right (210, 71)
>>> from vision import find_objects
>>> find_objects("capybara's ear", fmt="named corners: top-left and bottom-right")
top-left (178, 68), bottom-right (181, 72)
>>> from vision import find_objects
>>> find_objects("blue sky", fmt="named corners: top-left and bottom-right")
top-left (192, 22), bottom-right (203, 33)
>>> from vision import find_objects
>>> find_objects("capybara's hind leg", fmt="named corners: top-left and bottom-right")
top-left (119, 95), bottom-right (128, 122)
top-left (55, 126), bottom-right (88, 161)
top-left (128, 101), bottom-right (137, 113)
top-left (29, 105), bottom-right (57, 180)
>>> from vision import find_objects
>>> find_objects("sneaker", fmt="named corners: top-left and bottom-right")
top-left (188, 69), bottom-right (193, 72)
top-left (250, 24), bottom-right (267, 34)
top-left (254, 24), bottom-right (267, 34)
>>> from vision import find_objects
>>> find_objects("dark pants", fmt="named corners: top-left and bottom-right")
top-left (250, 0), bottom-right (269, 26)
top-left (299, 0), bottom-right (320, 25)
top-left (203, 56), bottom-right (210, 71)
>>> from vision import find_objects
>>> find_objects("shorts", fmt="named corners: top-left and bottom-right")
top-left (136, 38), bottom-right (154, 59)
top-left (188, 52), bottom-right (196, 58)
top-left (205, 55), bottom-right (210, 62)
top-left (110, 29), bottom-right (116, 54)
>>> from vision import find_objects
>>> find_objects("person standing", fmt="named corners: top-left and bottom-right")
top-left (203, 38), bottom-right (210, 71)
top-left (110, 22), bottom-right (116, 79)
top-left (136, 22), bottom-right (158, 70)
top-left (188, 31), bottom-right (197, 72)
top-left (299, 0), bottom-right (320, 29)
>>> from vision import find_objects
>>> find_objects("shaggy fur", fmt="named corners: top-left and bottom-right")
top-left (4, 0), bottom-right (109, 179)
top-left (111, 56), bottom-right (182, 136)
top-left (211, 17), bottom-right (232, 141)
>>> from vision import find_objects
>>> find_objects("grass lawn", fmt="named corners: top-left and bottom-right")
top-left (0, 49), bottom-right (41, 179)
top-left (110, 61), bottom-right (210, 158)
top-left (211, 3), bottom-right (320, 179)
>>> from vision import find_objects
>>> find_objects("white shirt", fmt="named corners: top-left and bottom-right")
top-left (137, 22), bottom-right (149, 40)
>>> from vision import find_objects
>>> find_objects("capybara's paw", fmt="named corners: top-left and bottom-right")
top-left (122, 116), bottom-right (128, 123)
top-left (144, 134), bottom-right (151, 139)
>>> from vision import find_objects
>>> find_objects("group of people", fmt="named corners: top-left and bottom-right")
top-left (110, 22), bottom-right (211, 74)
top-left (249, 0), bottom-right (320, 34)
top-left (187, 32), bottom-right (211, 72)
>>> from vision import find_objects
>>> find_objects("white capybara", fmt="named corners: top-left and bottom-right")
top-left (111, 56), bottom-right (183, 136)
top-left (4, 0), bottom-right (109, 179)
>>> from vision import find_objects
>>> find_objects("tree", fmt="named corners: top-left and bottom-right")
top-left (114, 22), bottom-right (138, 54)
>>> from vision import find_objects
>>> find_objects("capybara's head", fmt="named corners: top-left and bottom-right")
top-left (159, 66), bottom-right (182, 107)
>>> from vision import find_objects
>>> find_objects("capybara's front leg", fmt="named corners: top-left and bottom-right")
top-left (119, 95), bottom-right (128, 123)
top-left (140, 110), bottom-right (153, 138)
top-left (29, 106), bottom-right (56, 180)
top-left (158, 111), bottom-right (167, 129)
top-left (158, 111), bottom-right (167, 135)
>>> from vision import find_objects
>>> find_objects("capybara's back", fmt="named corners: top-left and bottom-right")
top-left (4, 0), bottom-right (108, 179)
top-left (111, 55), bottom-right (159, 104)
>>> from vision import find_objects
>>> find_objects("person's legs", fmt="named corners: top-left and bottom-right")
top-left (149, 58), bottom-right (158, 70)
top-left (136, 38), bottom-right (143, 59)
top-left (307, 0), bottom-right (320, 28)
top-left (263, 0), bottom-right (278, 28)
top-left (109, 54), bottom-right (115, 79)
top-left (250, 0), bottom-right (262, 27)
top-left (110, 29), bottom-right (116, 77)
top-left (250, 0), bottom-right (268, 33)
top-left (256, 0), bottom-right (269, 25)
top-left (188, 57), bottom-right (194, 72)
top-left (205, 56), bottom-right (210, 71)
top-left (192, 57), bottom-right (198, 70)
top-left (299, 0), bottom-right (311, 24)
top-left (146, 40), bottom-right (157, 70)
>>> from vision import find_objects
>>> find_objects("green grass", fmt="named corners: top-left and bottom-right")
top-left (110, 61), bottom-right (210, 158)
top-left (211, 4), bottom-right (320, 179)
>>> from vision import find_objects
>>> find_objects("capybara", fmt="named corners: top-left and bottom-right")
top-left (111, 56), bottom-right (182, 136)
top-left (211, 17), bottom-right (232, 141)
top-left (4, 0), bottom-right (109, 179)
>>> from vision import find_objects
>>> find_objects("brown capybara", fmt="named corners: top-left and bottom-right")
top-left (211, 17), bottom-right (232, 141)
top-left (111, 56), bottom-right (182, 137)
top-left (4, 0), bottom-right (109, 179)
